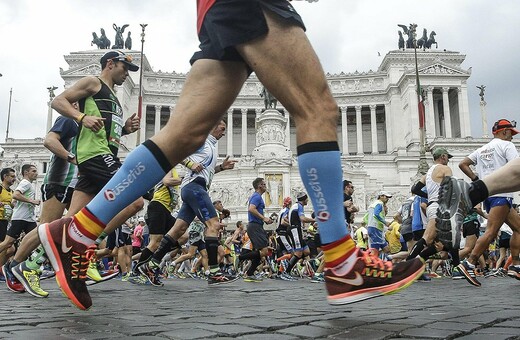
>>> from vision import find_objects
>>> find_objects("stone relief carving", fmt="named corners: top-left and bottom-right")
top-left (420, 64), bottom-right (457, 75)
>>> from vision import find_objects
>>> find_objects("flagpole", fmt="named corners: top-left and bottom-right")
top-left (5, 87), bottom-right (12, 141)
top-left (411, 23), bottom-right (429, 175)
top-left (136, 23), bottom-right (148, 146)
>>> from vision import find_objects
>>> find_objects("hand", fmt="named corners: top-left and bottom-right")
top-left (264, 217), bottom-right (273, 224)
top-left (82, 115), bottom-right (106, 132)
top-left (124, 113), bottom-right (140, 133)
top-left (221, 156), bottom-right (238, 170)
top-left (32, 199), bottom-right (41, 206)
top-left (190, 162), bottom-right (204, 173)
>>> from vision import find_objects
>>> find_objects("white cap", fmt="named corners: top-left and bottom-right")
top-left (377, 191), bottom-right (393, 198)
top-left (138, 217), bottom-right (145, 222)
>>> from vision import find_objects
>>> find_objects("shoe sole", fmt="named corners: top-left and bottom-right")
top-left (507, 271), bottom-right (520, 280)
top-left (208, 276), bottom-right (239, 285)
top-left (327, 260), bottom-right (426, 305)
top-left (38, 223), bottom-right (91, 310)
top-left (457, 264), bottom-right (481, 287)
top-left (436, 177), bottom-right (462, 250)
top-left (86, 271), bottom-right (120, 286)
top-left (12, 267), bottom-right (48, 298)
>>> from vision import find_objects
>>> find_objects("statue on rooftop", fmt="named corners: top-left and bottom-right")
top-left (112, 23), bottom-right (129, 49)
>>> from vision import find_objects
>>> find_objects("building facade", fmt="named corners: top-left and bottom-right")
top-left (2, 48), bottom-right (517, 224)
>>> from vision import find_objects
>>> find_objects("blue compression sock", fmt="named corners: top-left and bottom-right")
top-left (85, 140), bottom-right (171, 224)
top-left (297, 142), bottom-right (347, 244)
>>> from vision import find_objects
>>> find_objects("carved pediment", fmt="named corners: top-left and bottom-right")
top-left (61, 63), bottom-right (101, 76)
top-left (419, 63), bottom-right (468, 76)
top-left (254, 158), bottom-right (293, 167)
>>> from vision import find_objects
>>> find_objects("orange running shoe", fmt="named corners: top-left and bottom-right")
top-left (325, 248), bottom-right (425, 305)
top-left (38, 217), bottom-right (92, 310)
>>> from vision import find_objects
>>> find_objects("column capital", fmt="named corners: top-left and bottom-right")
top-left (355, 105), bottom-right (362, 112)
top-left (241, 108), bottom-right (248, 114)
top-left (455, 87), bottom-right (463, 94)
top-left (369, 104), bottom-right (377, 111)
top-left (154, 104), bottom-right (162, 111)
top-left (227, 108), bottom-right (234, 114)
top-left (442, 86), bottom-right (450, 93)
top-left (169, 106), bottom-right (175, 114)
top-left (340, 106), bottom-right (348, 112)
top-left (255, 108), bottom-right (262, 115)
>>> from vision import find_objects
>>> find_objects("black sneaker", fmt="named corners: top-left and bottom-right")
top-left (436, 177), bottom-right (472, 250)
top-left (457, 260), bottom-right (481, 287)
top-left (208, 271), bottom-right (238, 285)
top-left (138, 260), bottom-right (163, 287)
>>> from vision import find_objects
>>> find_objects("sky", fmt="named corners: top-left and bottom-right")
top-left (0, 0), bottom-right (519, 141)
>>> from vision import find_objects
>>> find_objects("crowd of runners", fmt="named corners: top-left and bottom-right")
top-left (1, 0), bottom-right (519, 314)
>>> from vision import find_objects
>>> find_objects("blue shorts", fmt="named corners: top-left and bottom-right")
top-left (367, 226), bottom-right (388, 250)
top-left (483, 197), bottom-right (513, 213)
top-left (177, 179), bottom-right (217, 224)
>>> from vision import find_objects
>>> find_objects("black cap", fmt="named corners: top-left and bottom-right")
top-left (100, 51), bottom-right (139, 72)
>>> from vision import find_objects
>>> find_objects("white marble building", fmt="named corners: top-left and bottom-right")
top-left (2, 49), bottom-right (518, 225)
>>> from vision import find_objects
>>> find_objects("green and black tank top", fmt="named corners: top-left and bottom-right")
top-left (76, 78), bottom-right (124, 164)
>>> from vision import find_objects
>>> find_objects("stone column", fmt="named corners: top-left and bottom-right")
top-left (369, 104), bottom-right (378, 154)
top-left (241, 108), bottom-right (248, 156)
top-left (227, 108), bottom-right (233, 156)
top-left (442, 87), bottom-right (452, 138)
top-left (340, 107), bottom-right (348, 155)
top-left (285, 111), bottom-right (291, 149)
top-left (154, 105), bottom-right (162, 135)
top-left (169, 106), bottom-right (175, 117)
top-left (355, 105), bottom-right (364, 155)
top-left (460, 85), bottom-right (471, 137)
top-left (456, 87), bottom-right (469, 137)
top-left (255, 108), bottom-right (262, 149)
top-left (384, 103), bottom-right (392, 151)
top-left (426, 86), bottom-right (435, 138)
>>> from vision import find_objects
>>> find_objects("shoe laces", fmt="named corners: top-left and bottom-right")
top-left (71, 251), bottom-right (89, 280)
top-left (26, 270), bottom-right (41, 287)
top-left (85, 245), bottom-right (97, 262)
top-left (363, 249), bottom-right (392, 271)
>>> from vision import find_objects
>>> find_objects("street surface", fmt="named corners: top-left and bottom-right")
top-left (0, 275), bottom-right (519, 339)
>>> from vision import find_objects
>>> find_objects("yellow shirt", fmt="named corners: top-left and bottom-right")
top-left (151, 169), bottom-right (180, 212)
top-left (355, 226), bottom-right (368, 249)
top-left (0, 186), bottom-right (13, 221)
top-left (385, 221), bottom-right (402, 254)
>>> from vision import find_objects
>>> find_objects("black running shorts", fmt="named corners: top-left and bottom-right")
top-left (146, 201), bottom-right (176, 235)
top-left (247, 221), bottom-right (268, 250)
top-left (41, 184), bottom-right (74, 204)
top-left (190, 0), bottom-right (306, 65)
top-left (7, 220), bottom-right (36, 239)
top-left (75, 154), bottom-right (121, 195)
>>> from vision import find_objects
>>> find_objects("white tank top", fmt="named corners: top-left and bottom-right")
top-left (426, 164), bottom-right (440, 203)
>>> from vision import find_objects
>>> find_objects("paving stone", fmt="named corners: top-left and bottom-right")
top-left (278, 325), bottom-right (348, 338)
top-left (158, 328), bottom-right (217, 339)
top-left (470, 326), bottom-right (520, 335)
top-left (329, 328), bottom-right (392, 339)
top-left (456, 334), bottom-right (514, 340)
top-left (423, 321), bottom-right (481, 332)
top-left (400, 327), bottom-right (463, 338)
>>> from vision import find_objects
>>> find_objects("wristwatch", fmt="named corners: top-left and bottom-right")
top-left (67, 153), bottom-right (76, 161)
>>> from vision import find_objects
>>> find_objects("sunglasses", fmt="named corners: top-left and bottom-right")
top-left (110, 54), bottom-right (133, 63)
top-left (493, 120), bottom-right (517, 130)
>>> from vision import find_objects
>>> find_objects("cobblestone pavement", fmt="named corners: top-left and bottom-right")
top-left (0, 274), bottom-right (519, 339)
